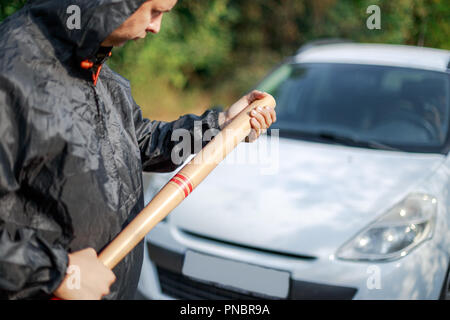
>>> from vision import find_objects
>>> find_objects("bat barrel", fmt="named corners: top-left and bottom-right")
top-left (98, 94), bottom-right (276, 269)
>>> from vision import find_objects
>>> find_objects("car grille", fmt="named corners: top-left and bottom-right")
top-left (157, 267), bottom-right (282, 300)
top-left (149, 242), bottom-right (357, 300)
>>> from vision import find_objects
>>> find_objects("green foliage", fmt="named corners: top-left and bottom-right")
top-left (307, 0), bottom-right (449, 48)
top-left (0, 0), bottom-right (26, 21)
top-left (1, 0), bottom-right (449, 119)
top-left (110, 0), bottom-right (237, 90)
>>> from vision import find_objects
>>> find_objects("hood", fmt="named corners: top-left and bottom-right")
top-left (28, 0), bottom-right (145, 61)
top-left (166, 137), bottom-right (446, 258)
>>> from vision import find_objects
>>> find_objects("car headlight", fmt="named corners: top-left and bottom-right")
top-left (336, 193), bottom-right (437, 262)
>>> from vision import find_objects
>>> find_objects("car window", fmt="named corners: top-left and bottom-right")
top-left (259, 63), bottom-right (450, 153)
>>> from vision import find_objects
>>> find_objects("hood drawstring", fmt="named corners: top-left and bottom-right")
top-left (80, 47), bottom-right (113, 86)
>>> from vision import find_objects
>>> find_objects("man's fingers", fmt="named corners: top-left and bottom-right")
top-left (248, 90), bottom-right (267, 103)
top-left (250, 110), bottom-right (266, 131)
top-left (242, 91), bottom-right (274, 144)
top-left (251, 106), bottom-right (273, 128)
top-left (269, 107), bottom-right (277, 123)
top-left (250, 118), bottom-right (262, 135)
top-left (107, 270), bottom-right (117, 284)
top-left (101, 284), bottom-right (111, 297)
top-left (246, 128), bottom-right (258, 143)
top-left (259, 106), bottom-right (273, 127)
top-left (84, 248), bottom-right (97, 257)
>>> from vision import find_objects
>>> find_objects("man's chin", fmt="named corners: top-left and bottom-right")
top-left (111, 39), bottom-right (129, 48)
top-left (106, 35), bottom-right (145, 48)
top-left (133, 35), bottom-right (147, 42)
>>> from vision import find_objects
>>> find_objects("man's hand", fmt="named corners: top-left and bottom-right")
top-left (218, 90), bottom-right (277, 143)
top-left (53, 248), bottom-right (116, 300)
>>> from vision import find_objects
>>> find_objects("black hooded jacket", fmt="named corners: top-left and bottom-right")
top-left (0, 0), bottom-right (221, 299)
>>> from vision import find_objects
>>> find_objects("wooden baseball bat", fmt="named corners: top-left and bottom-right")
top-left (98, 94), bottom-right (276, 269)
top-left (52, 94), bottom-right (276, 299)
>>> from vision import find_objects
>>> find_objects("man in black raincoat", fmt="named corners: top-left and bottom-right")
top-left (0, 0), bottom-right (276, 300)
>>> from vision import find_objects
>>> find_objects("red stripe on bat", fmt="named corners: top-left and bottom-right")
top-left (175, 173), bottom-right (193, 193)
top-left (170, 177), bottom-right (188, 198)
top-left (173, 177), bottom-right (190, 196)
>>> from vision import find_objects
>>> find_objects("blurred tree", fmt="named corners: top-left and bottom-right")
top-left (110, 0), bottom-right (237, 90)
top-left (305, 0), bottom-right (449, 48)
top-left (0, 0), bottom-right (26, 21)
top-left (413, 0), bottom-right (450, 49)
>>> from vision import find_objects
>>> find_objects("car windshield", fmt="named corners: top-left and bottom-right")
top-left (258, 63), bottom-right (450, 153)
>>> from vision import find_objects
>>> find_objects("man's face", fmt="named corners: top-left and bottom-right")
top-left (101, 0), bottom-right (178, 47)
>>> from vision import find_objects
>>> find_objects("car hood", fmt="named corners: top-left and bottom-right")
top-left (158, 137), bottom-right (445, 258)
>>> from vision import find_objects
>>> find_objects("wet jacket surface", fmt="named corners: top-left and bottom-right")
top-left (0, 0), bottom-right (220, 299)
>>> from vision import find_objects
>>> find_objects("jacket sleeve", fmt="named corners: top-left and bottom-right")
top-left (0, 86), bottom-right (68, 300)
top-left (133, 101), bottom-right (222, 172)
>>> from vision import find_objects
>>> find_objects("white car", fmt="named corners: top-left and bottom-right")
top-left (137, 42), bottom-right (450, 300)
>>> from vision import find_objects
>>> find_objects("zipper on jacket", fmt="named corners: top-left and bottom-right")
top-left (79, 47), bottom-right (113, 135)
top-left (91, 84), bottom-right (105, 138)
top-left (80, 49), bottom-right (112, 87)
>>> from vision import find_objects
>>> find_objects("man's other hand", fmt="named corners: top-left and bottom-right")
top-left (219, 90), bottom-right (277, 143)
top-left (53, 248), bottom-right (116, 300)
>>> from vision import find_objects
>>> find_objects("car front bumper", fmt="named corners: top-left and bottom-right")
top-left (137, 222), bottom-right (449, 300)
